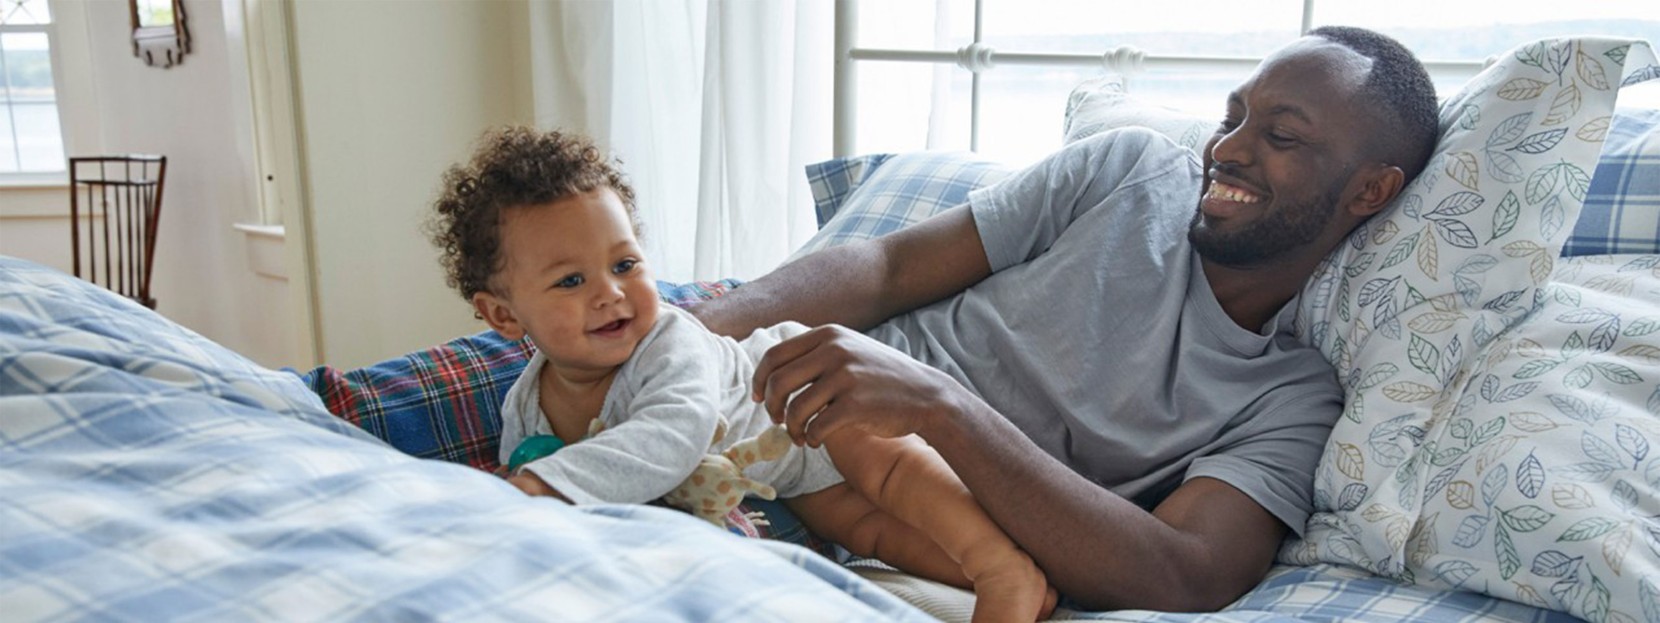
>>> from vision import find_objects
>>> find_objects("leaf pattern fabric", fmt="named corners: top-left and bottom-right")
top-left (1286, 37), bottom-right (1660, 623)
top-left (1287, 255), bottom-right (1660, 623)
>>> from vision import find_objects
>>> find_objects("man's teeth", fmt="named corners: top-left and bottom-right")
top-left (1207, 181), bottom-right (1262, 203)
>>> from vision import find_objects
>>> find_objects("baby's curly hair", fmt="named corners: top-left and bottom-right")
top-left (427, 127), bottom-right (638, 303)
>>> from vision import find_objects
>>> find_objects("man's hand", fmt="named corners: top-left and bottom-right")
top-left (751, 325), bottom-right (977, 447)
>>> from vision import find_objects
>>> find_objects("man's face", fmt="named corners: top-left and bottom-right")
top-left (1189, 38), bottom-right (1377, 269)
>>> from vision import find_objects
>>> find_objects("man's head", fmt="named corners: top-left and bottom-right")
top-left (1189, 26), bottom-right (1438, 270)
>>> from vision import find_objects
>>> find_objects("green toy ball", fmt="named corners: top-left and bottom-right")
top-left (507, 435), bottom-right (566, 472)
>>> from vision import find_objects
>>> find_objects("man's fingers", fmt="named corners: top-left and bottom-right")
top-left (760, 351), bottom-right (825, 427)
top-left (782, 376), bottom-right (839, 446)
top-left (750, 328), bottom-right (832, 401)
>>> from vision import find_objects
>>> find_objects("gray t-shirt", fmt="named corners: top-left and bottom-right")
top-left (866, 127), bottom-right (1342, 535)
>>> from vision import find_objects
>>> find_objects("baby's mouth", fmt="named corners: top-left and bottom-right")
top-left (592, 318), bottom-right (630, 336)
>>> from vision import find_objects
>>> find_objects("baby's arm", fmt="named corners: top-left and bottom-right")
top-left (508, 471), bottom-right (567, 499)
top-left (516, 317), bottom-right (725, 504)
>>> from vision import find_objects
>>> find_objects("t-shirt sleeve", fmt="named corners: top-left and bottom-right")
top-left (969, 127), bottom-right (1198, 272)
top-left (1183, 390), bottom-right (1341, 537)
top-left (520, 314), bottom-right (724, 505)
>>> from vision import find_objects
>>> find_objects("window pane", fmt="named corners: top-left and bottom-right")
top-left (980, 0), bottom-right (1302, 58)
top-left (853, 61), bottom-right (950, 154)
top-left (13, 100), bottom-right (62, 170)
top-left (2, 32), bottom-right (63, 172)
top-left (1312, 2), bottom-right (1660, 62)
top-left (0, 0), bottom-right (51, 26)
top-left (856, 0), bottom-right (973, 50)
top-left (0, 102), bottom-right (17, 171)
top-left (3, 33), bottom-right (55, 91)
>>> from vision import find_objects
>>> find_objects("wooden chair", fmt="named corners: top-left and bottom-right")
top-left (69, 155), bottom-right (167, 309)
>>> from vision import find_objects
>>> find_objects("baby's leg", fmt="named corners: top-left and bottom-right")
top-left (786, 484), bottom-right (968, 587)
top-left (807, 433), bottom-right (1055, 623)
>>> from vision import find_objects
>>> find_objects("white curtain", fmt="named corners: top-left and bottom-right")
top-left (528, 0), bottom-right (831, 282)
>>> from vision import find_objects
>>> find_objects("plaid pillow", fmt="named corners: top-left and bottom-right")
top-left (298, 279), bottom-right (742, 473)
top-left (1561, 107), bottom-right (1660, 256)
top-left (806, 153), bottom-right (893, 227)
top-left (793, 151), bottom-right (1013, 258)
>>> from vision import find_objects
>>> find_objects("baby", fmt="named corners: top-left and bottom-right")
top-left (428, 127), bottom-right (1053, 622)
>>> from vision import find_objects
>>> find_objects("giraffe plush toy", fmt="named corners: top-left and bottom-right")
top-left (663, 420), bottom-right (794, 527)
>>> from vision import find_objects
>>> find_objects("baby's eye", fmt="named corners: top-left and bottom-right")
top-left (555, 274), bottom-right (584, 289)
top-left (613, 259), bottom-right (638, 274)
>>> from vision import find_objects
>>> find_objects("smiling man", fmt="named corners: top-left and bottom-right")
top-left (693, 26), bottom-right (1438, 612)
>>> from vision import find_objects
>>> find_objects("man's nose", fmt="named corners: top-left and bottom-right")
top-left (1209, 124), bottom-right (1252, 167)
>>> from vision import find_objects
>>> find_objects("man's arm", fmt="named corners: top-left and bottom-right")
top-left (751, 327), bottom-right (1285, 612)
top-left (691, 206), bottom-right (992, 338)
top-left (932, 391), bottom-right (1285, 611)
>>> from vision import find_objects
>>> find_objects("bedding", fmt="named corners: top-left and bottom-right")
top-left (8, 32), bottom-right (1654, 623)
top-left (0, 257), bottom-right (925, 621)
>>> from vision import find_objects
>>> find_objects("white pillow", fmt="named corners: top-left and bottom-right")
top-left (1282, 37), bottom-right (1660, 622)
top-left (1063, 75), bottom-right (1213, 151)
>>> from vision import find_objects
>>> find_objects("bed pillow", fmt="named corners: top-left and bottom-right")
top-left (1293, 36), bottom-right (1656, 571)
top-left (1063, 74), bottom-right (1214, 152)
top-left (792, 151), bottom-right (1013, 259)
top-left (301, 279), bottom-right (741, 471)
top-left (1562, 108), bottom-right (1660, 256)
top-left (1285, 254), bottom-right (1660, 623)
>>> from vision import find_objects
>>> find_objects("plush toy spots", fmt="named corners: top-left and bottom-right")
top-left (663, 422), bottom-right (794, 527)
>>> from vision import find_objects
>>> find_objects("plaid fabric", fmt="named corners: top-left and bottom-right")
top-left (1041, 563), bottom-right (1581, 622)
top-left (0, 257), bottom-right (925, 621)
top-left (299, 278), bottom-right (742, 473)
top-left (1562, 108), bottom-right (1660, 256)
top-left (806, 153), bottom-right (893, 226)
top-left (792, 151), bottom-right (1014, 260)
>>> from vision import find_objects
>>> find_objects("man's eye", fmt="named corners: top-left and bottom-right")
top-left (613, 259), bottom-right (638, 274)
top-left (1217, 118), bottom-right (1241, 132)
top-left (1268, 132), bottom-right (1298, 146)
top-left (555, 274), bottom-right (584, 288)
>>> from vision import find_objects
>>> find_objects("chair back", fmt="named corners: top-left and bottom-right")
top-left (69, 155), bottom-right (167, 309)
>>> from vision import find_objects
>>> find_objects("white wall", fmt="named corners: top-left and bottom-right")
top-left (288, 0), bottom-right (533, 369)
top-left (0, 0), bottom-right (304, 370)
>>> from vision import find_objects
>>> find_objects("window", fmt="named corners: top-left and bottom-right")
top-left (0, 0), bottom-right (63, 176)
top-left (852, 1), bottom-right (1660, 166)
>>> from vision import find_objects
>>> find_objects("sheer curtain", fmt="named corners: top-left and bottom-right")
top-left (528, 0), bottom-right (831, 282)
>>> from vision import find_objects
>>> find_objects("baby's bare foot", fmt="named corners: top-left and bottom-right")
top-left (961, 546), bottom-right (1052, 623)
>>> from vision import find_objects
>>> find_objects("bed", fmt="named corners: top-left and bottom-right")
top-left (3, 35), bottom-right (1657, 622)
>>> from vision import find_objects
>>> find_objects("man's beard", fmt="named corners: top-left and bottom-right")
top-left (1188, 183), bottom-right (1343, 269)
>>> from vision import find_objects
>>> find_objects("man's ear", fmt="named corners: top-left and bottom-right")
top-left (1346, 164), bottom-right (1407, 218)
top-left (472, 290), bottom-right (525, 340)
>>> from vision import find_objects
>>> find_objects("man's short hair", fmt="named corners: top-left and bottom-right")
top-left (1309, 26), bottom-right (1439, 181)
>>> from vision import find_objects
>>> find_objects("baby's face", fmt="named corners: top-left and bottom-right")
top-left (488, 188), bottom-right (658, 376)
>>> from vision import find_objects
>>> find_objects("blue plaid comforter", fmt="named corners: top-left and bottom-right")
top-left (0, 257), bottom-right (925, 622)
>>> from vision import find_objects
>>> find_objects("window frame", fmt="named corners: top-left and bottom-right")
top-left (834, 0), bottom-right (1495, 158)
top-left (0, 0), bottom-right (97, 188)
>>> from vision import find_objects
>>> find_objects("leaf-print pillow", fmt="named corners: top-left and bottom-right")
top-left (1286, 35), bottom-right (1660, 613)
top-left (1286, 254), bottom-right (1660, 623)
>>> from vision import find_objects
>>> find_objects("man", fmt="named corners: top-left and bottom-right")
top-left (692, 26), bottom-right (1439, 612)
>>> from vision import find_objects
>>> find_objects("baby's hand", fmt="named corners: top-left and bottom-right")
top-left (507, 472), bottom-right (561, 498)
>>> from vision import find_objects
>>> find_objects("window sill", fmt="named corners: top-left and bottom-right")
top-left (235, 223), bottom-right (288, 280)
top-left (0, 175), bottom-right (68, 189)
